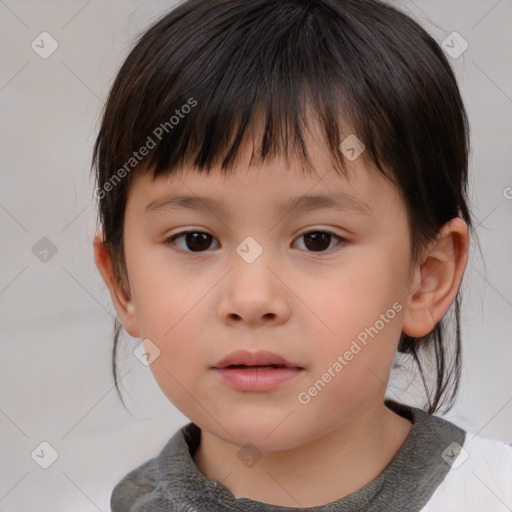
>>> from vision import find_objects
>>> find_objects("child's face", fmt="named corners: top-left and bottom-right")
top-left (115, 132), bottom-right (417, 451)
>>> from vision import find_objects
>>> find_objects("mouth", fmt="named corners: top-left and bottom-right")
top-left (212, 350), bottom-right (303, 370)
top-left (211, 351), bottom-right (304, 392)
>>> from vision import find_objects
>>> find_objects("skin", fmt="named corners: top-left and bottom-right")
top-left (94, 126), bottom-right (469, 507)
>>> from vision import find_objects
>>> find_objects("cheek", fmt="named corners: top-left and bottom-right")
top-left (302, 253), bottom-right (405, 387)
top-left (137, 292), bottom-right (213, 415)
top-left (127, 246), bottom-right (208, 335)
top-left (126, 254), bottom-right (218, 396)
top-left (309, 256), bottom-right (403, 338)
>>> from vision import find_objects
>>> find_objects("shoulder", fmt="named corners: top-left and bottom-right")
top-left (421, 433), bottom-right (512, 512)
top-left (109, 423), bottom-right (197, 512)
top-left (110, 456), bottom-right (170, 512)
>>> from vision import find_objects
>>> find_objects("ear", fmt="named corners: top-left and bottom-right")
top-left (402, 217), bottom-right (469, 338)
top-left (93, 232), bottom-right (141, 338)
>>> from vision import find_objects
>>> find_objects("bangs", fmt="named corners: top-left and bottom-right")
top-left (93, 0), bottom-right (423, 185)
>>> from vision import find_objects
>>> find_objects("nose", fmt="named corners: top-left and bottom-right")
top-left (217, 252), bottom-right (291, 327)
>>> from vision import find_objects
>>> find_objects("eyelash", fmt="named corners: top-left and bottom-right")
top-left (164, 229), bottom-right (347, 255)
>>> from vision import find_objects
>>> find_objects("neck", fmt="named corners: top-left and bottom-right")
top-left (193, 399), bottom-right (413, 508)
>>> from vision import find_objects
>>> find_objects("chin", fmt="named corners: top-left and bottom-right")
top-left (209, 417), bottom-right (313, 454)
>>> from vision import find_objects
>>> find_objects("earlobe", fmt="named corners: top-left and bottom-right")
top-left (402, 217), bottom-right (469, 338)
top-left (93, 232), bottom-right (141, 338)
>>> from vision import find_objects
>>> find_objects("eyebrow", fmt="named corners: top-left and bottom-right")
top-left (145, 191), bottom-right (372, 216)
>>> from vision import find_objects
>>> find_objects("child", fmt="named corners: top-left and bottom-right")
top-left (92, 0), bottom-right (512, 510)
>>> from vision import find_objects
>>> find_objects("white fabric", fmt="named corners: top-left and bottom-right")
top-left (421, 434), bottom-right (512, 511)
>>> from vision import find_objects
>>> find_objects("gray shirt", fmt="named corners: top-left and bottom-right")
top-left (110, 399), bottom-right (466, 511)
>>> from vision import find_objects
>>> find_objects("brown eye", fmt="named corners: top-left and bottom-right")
top-left (294, 231), bottom-right (345, 253)
top-left (166, 231), bottom-right (219, 252)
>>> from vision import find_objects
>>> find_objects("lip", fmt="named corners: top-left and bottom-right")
top-left (213, 367), bottom-right (303, 392)
top-left (212, 349), bottom-right (302, 369)
top-left (212, 350), bottom-right (304, 392)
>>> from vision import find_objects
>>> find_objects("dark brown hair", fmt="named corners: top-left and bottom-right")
top-left (91, 0), bottom-right (481, 414)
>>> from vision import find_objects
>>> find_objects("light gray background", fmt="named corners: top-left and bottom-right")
top-left (1, 0), bottom-right (511, 510)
